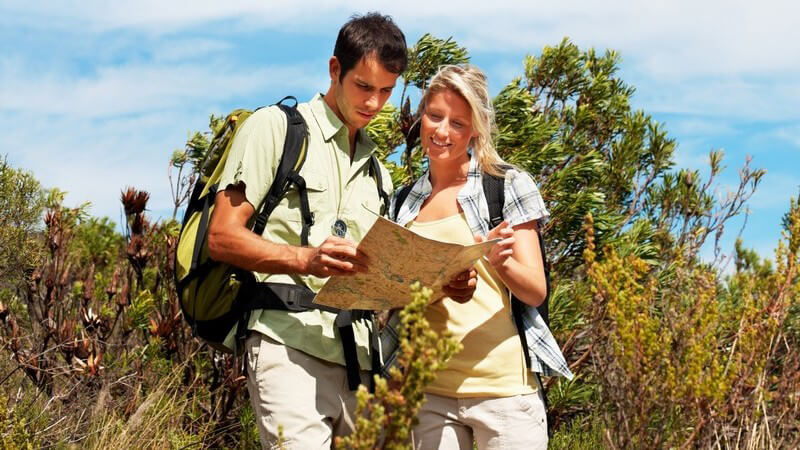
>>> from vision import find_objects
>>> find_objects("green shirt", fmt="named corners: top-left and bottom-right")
top-left (217, 94), bottom-right (393, 369)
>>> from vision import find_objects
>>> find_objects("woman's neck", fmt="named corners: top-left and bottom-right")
top-left (429, 154), bottom-right (470, 189)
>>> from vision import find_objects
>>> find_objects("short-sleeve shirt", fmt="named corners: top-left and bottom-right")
top-left (217, 94), bottom-right (393, 369)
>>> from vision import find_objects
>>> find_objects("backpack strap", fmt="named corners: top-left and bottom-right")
top-left (233, 96), bottom-right (311, 364)
top-left (482, 171), bottom-right (506, 230)
top-left (366, 154), bottom-right (390, 390)
top-left (482, 171), bottom-right (536, 370)
top-left (335, 311), bottom-right (362, 390)
top-left (252, 97), bottom-right (311, 242)
top-left (481, 169), bottom-right (551, 340)
top-left (392, 184), bottom-right (414, 220)
top-left (368, 155), bottom-right (390, 216)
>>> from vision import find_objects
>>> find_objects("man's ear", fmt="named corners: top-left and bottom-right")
top-left (329, 56), bottom-right (341, 84)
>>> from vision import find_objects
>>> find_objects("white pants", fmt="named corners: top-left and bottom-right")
top-left (245, 332), bottom-right (368, 449)
top-left (412, 390), bottom-right (548, 450)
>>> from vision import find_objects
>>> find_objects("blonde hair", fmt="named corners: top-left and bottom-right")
top-left (419, 64), bottom-right (507, 177)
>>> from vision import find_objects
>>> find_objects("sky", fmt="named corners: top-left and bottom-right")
top-left (1, 1), bottom-right (798, 265)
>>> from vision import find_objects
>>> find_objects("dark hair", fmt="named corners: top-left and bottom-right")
top-left (334, 12), bottom-right (408, 80)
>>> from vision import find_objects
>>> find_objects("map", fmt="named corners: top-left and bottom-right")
top-left (313, 215), bottom-right (499, 310)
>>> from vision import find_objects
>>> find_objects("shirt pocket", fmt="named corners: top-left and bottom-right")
top-left (345, 194), bottom-right (384, 244)
top-left (283, 170), bottom-right (328, 219)
top-left (265, 171), bottom-right (328, 246)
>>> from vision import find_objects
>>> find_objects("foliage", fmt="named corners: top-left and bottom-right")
top-left (548, 414), bottom-right (606, 450)
top-left (404, 33), bottom-right (469, 92)
top-left (584, 200), bottom-right (800, 448)
top-left (168, 114), bottom-right (225, 220)
top-left (0, 177), bottom-right (255, 447)
top-left (85, 359), bottom-right (259, 449)
top-left (0, 156), bottom-right (46, 292)
top-left (361, 34), bottom-right (790, 449)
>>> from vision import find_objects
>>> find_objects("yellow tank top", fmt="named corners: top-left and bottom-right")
top-left (408, 213), bottom-right (537, 398)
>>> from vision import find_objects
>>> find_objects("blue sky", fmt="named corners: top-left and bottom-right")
top-left (1, 1), bottom-right (798, 265)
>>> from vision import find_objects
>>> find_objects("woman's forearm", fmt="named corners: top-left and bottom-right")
top-left (493, 257), bottom-right (547, 307)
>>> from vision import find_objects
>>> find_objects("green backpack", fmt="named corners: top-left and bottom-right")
top-left (174, 97), bottom-right (389, 387)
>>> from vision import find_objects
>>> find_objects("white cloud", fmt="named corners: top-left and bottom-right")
top-left (775, 123), bottom-right (800, 149)
top-left (4, 1), bottom-right (799, 123)
top-left (0, 56), bottom-right (326, 221)
top-left (4, 1), bottom-right (798, 77)
top-left (0, 60), bottom-right (325, 119)
top-left (666, 118), bottom-right (737, 138)
top-left (0, 2), bottom-right (319, 33)
top-left (631, 77), bottom-right (800, 120)
top-left (151, 38), bottom-right (232, 63)
top-left (2, 109), bottom-right (198, 221)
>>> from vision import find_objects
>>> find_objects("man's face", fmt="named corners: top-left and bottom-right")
top-left (329, 54), bottom-right (399, 131)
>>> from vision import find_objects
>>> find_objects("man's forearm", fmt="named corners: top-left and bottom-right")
top-left (208, 225), bottom-right (310, 275)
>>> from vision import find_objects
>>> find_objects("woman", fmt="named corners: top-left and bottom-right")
top-left (390, 65), bottom-right (573, 449)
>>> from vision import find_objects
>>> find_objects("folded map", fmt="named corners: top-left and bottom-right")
top-left (313, 215), bottom-right (499, 310)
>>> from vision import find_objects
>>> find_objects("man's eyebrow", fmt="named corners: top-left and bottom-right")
top-left (354, 78), bottom-right (395, 90)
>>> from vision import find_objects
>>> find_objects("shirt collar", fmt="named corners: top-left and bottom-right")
top-left (308, 93), bottom-right (377, 153)
top-left (410, 149), bottom-right (482, 197)
top-left (459, 150), bottom-right (483, 199)
top-left (309, 93), bottom-right (344, 142)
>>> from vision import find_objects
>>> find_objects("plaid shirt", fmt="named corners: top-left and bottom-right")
top-left (380, 154), bottom-right (574, 379)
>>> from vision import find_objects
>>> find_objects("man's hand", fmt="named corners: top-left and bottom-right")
top-left (441, 268), bottom-right (478, 303)
top-left (475, 220), bottom-right (515, 269)
top-left (303, 235), bottom-right (369, 278)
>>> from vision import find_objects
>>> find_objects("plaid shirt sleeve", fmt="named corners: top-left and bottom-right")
top-left (501, 169), bottom-right (573, 379)
top-left (378, 312), bottom-right (402, 379)
top-left (502, 168), bottom-right (549, 227)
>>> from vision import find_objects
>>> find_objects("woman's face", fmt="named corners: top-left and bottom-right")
top-left (420, 88), bottom-right (477, 165)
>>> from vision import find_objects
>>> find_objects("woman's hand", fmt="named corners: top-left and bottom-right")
top-left (442, 268), bottom-right (478, 303)
top-left (475, 220), bottom-right (515, 269)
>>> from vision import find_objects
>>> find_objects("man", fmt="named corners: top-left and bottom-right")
top-left (207, 13), bottom-right (475, 448)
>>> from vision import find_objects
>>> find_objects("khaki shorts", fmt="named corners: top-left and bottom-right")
top-left (412, 389), bottom-right (548, 450)
top-left (245, 332), bottom-right (368, 449)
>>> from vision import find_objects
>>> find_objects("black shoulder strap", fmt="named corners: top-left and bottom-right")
top-left (368, 155), bottom-right (390, 216)
top-left (481, 169), bottom-right (551, 329)
top-left (252, 97), bottom-right (310, 241)
top-left (392, 183), bottom-right (414, 220)
top-left (482, 171), bottom-right (505, 229)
